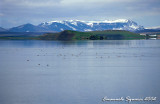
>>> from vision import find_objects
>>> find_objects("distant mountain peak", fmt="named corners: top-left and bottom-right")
top-left (0, 27), bottom-right (7, 31)
top-left (16, 23), bottom-right (34, 28)
top-left (145, 26), bottom-right (160, 29)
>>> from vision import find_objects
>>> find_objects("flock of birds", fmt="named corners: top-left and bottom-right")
top-left (25, 48), bottom-right (145, 68)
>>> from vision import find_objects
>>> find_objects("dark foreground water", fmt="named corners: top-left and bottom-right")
top-left (0, 40), bottom-right (160, 104)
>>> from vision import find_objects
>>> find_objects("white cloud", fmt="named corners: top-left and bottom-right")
top-left (0, 0), bottom-right (160, 28)
top-left (0, 0), bottom-right (138, 7)
top-left (61, 0), bottom-right (134, 4)
top-left (1, 0), bottom-right (62, 7)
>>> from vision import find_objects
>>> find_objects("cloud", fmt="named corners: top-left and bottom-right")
top-left (0, 13), bottom-right (4, 16)
top-left (61, 0), bottom-right (135, 5)
top-left (0, 0), bottom-right (160, 28)
top-left (1, 0), bottom-right (62, 8)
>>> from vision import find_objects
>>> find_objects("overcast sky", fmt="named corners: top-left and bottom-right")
top-left (0, 0), bottom-right (160, 28)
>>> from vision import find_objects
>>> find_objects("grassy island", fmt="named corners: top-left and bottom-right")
top-left (39, 30), bottom-right (145, 40)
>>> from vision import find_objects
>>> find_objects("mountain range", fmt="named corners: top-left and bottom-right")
top-left (0, 19), bottom-right (159, 32)
top-left (0, 27), bottom-right (7, 32)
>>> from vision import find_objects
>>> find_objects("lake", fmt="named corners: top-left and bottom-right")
top-left (0, 40), bottom-right (160, 104)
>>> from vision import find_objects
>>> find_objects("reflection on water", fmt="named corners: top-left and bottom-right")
top-left (0, 40), bottom-right (160, 104)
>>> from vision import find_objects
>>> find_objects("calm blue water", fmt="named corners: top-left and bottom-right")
top-left (0, 40), bottom-right (160, 104)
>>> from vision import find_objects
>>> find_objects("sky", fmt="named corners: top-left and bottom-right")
top-left (0, 0), bottom-right (160, 28)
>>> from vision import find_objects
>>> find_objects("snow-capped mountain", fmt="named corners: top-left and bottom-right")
top-left (145, 26), bottom-right (160, 30)
top-left (8, 19), bottom-right (144, 32)
top-left (38, 19), bottom-right (144, 32)
top-left (136, 26), bottom-right (160, 33)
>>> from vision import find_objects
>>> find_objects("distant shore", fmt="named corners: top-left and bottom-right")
top-left (0, 30), bottom-right (152, 40)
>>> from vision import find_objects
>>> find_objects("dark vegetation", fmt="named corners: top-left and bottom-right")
top-left (39, 30), bottom-right (145, 40)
